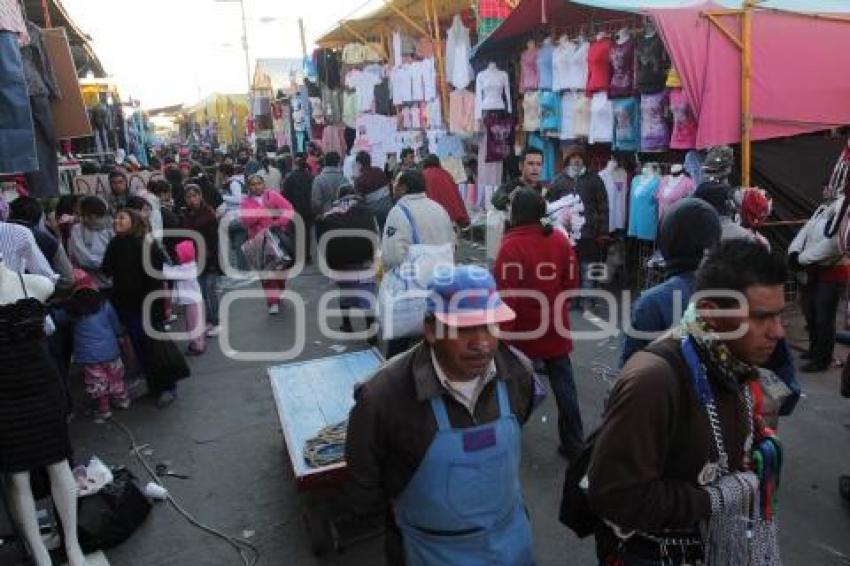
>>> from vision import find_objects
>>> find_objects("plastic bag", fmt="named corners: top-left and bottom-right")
top-left (78, 467), bottom-right (152, 552)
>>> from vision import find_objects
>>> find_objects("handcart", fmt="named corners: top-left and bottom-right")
top-left (268, 349), bottom-right (385, 555)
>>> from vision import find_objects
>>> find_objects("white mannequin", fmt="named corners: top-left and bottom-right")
top-left (0, 262), bottom-right (88, 566)
top-left (670, 164), bottom-right (685, 176)
top-left (616, 27), bottom-right (631, 44)
top-left (596, 29), bottom-right (609, 41)
top-left (543, 37), bottom-right (553, 46)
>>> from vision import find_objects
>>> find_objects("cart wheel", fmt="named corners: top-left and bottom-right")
top-left (303, 507), bottom-right (331, 556)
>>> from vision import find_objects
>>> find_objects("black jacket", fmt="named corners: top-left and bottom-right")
top-left (549, 171), bottom-right (609, 241)
top-left (102, 235), bottom-right (166, 314)
top-left (282, 169), bottom-right (314, 222)
top-left (315, 197), bottom-right (377, 270)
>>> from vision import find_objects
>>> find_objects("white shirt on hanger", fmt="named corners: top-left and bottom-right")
top-left (346, 69), bottom-right (381, 112)
top-left (552, 37), bottom-right (575, 92)
top-left (588, 92), bottom-right (614, 144)
top-left (564, 40), bottom-right (590, 91)
top-left (475, 64), bottom-right (512, 119)
top-left (599, 163), bottom-right (629, 231)
top-left (446, 15), bottom-right (474, 90)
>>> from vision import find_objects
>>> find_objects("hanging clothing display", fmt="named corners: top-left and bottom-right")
top-left (559, 92), bottom-right (578, 141)
top-left (586, 37), bottom-right (613, 94)
top-left (636, 32), bottom-right (667, 95)
top-left (627, 173), bottom-right (661, 241)
top-left (477, 130), bottom-right (503, 189)
top-left (588, 92), bottom-right (614, 144)
top-left (522, 91), bottom-right (540, 132)
top-left (551, 38), bottom-right (574, 92)
top-left (449, 89), bottom-right (476, 135)
top-left (342, 91), bottom-right (358, 128)
top-left (21, 23), bottom-right (61, 197)
top-left (539, 90), bottom-right (560, 132)
top-left (483, 114), bottom-right (516, 163)
top-left (346, 68), bottom-right (381, 112)
top-left (0, 30), bottom-right (37, 174)
top-left (314, 48), bottom-right (342, 90)
top-left (669, 88), bottom-right (697, 149)
top-left (573, 94), bottom-right (590, 139)
top-left (519, 44), bottom-right (539, 93)
top-left (321, 124), bottom-right (347, 156)
top-left (599, 163), bottom-right (629, 231)
top-left (446, 15), bottom-right (474, 90)
top-left (321, 86), bottom-right (342, 124)
top-left (374, 78), bottom-right (392, 115)
top-left (640, 91), bottom-right (670, 152)
top-left (537, 39), bottom-right (555, 91)
top-left (474, 64), bottom-right (512, 119)
top-left (612, 97), bottom-right (640, 151)
top-left (657, 173), bottom-right (696, 218)
top-left (609, 36), bottom-right (636, 98)
top-left (559, 39), bottom-right (589, 92)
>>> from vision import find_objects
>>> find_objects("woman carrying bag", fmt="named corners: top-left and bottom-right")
top-left (240, 174), bottom-right (295, 315)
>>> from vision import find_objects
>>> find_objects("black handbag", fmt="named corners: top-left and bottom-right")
top-left (145, 337), bottom-right (191, 383)
top-left (77, 467), bottom-right (152, 552)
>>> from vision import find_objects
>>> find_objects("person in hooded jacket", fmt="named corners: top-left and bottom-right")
top-left (619, 199), bottom-right (721, 367)
top-left (282, 154), bottom-right (315, 263)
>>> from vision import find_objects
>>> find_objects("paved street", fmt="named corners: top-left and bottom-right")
top-left (64, 243), bottom-right (850, 566)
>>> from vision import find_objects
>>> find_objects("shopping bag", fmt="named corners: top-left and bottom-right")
top-left (377, 205), bottom-right (453, 339)
top-left (145, 337), bottom-right (190, 384)
top-left (78, 467), bottom-right (152, 552)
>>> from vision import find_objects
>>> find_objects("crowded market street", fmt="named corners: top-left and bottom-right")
top-left (2, 0), bottom-right (850, 565)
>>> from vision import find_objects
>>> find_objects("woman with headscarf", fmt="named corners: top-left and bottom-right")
top-left (240, 174), bottom-right (295, 315)
top-left (101, 209), bottom-right (178, 407)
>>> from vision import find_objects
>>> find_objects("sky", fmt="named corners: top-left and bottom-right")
top-left (62, 0), bottom-right (380, 109)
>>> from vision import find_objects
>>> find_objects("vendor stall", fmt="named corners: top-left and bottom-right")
top-left (471, 0), bottom-right (850, 285)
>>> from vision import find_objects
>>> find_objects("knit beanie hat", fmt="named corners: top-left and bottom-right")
top-left (658, 198), bottom-right (722, 276)
top-left (694, 181), bottom-right (733, 217)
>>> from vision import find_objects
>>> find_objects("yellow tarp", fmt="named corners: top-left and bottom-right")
top-left (181, 93), bottom-right (249, 145)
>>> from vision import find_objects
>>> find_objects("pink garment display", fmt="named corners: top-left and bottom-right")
top-left (321, 124), bottom-right (347, 156)
top-left (657, 173), bottom-right (695, 218)
top-left (653, 4), bottom-right (850, 147)
top-left (669, 88), bottom-right (697, 149)
top-left (587, 37), bottom-right (612, 93)
top-left (449, 89), bottom-right (476, 135)
top-left (520, 45), bottom-right (540, 92)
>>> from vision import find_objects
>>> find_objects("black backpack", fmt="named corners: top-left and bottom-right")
top-left (558, 341), bottom-right (689, 538)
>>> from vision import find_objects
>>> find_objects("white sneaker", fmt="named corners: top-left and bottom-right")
top-left (206, 325), bottom-right (221, 337)
top-left (268, 304), bottom-right (280, 315)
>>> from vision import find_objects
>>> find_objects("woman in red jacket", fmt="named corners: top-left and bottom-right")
top-left (493, 188), bottom-right (583, 459)
top-left (240, 174), bottom-right (295, 314)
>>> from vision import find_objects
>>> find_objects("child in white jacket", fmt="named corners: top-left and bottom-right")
top-left (164, 240), bottom-right (205, 355)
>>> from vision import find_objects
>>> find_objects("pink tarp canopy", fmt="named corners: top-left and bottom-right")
top-left (651, 3), bottom-right (850, 147)
top-left (476, 0), bottom-right (850, 148)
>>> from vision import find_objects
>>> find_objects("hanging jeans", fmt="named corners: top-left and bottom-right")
top-left (543, 356), bottom-right (584, 459)
top-left (0, 31), bottom-right (38, 174)
top-left (24, 95), bottom-right (60, 197)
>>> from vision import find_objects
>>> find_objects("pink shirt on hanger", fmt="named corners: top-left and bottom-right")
top-left (669, 88), bottom-right (698, 150)
top-left (520, 45), bottom-right (540, 93)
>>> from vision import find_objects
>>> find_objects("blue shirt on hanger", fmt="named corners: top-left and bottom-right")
top-left (537, 42), bottom-right (555, 90)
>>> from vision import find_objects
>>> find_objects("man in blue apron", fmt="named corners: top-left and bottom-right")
top-left (346, 265), bottom-right (541, 565)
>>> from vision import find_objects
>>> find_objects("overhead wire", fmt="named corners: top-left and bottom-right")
top-left (108, 418), bottom-right (260, 566)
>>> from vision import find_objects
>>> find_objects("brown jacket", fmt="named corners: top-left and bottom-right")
top-left (587, 337), bottom-right (752, 559)
top-left (345, 341), bottom-right (536, 565)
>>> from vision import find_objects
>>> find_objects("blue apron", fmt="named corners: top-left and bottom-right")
top-left (393, 379), bottom-right (535, 565)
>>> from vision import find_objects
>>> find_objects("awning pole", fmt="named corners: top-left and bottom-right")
top-left (742, 0), bottom-right (754, 187)
top-left (41, 0), bottom-right (52, 27)
top-left (426, 0), bottom-right (450, 128)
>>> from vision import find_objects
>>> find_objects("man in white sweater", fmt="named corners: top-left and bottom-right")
top-left (381, 169), bottom-right (456, 358)
top-left (381, 169), bottom-right (455, 271)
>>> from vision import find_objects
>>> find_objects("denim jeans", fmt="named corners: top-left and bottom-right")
top-left (0, 31), bottom-right (38, 173)
top-left (198, 272), bottom-right (221, 325)
top-left (544, 356), bottom-right (584, 458)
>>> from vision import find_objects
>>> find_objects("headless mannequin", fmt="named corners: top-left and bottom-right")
top-left (616, 27), bottom-right (631, 45)
top-left (0, 263), bottom-right (88, 566)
